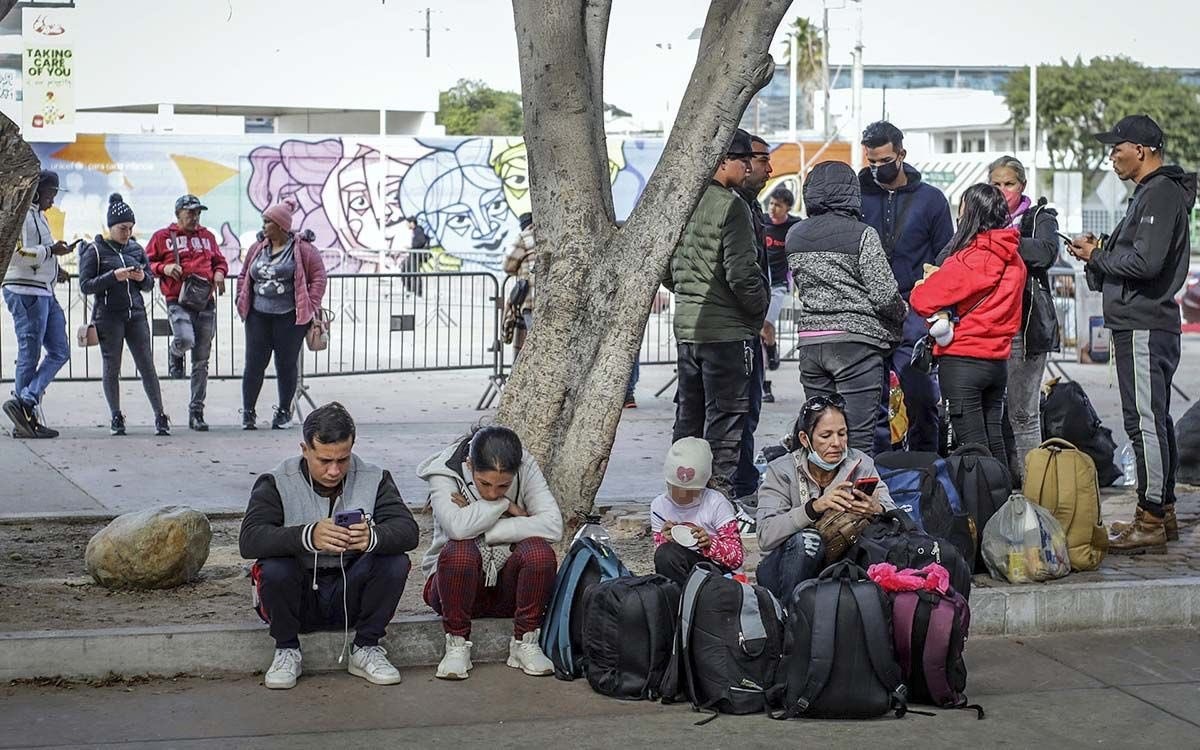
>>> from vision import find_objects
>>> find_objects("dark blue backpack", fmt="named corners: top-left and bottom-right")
top-left (540, 537), bottom-right (631, 680)
top-left (875, 451), bottom-right (976, 567)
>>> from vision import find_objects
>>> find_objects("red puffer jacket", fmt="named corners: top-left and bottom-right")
top-left (910, 227), bottom-right (1027, 360)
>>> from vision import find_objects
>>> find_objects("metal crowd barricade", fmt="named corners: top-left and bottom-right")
top-left (0, 272), bottom-right (503, 388)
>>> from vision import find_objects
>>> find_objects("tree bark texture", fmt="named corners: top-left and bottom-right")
top-left (500, 0), bottom-right (789, 532)
top-left (0, 112), bottom-right (41, 281)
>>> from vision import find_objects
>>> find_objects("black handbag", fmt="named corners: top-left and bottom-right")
top-left (1023, 277), bottom-right (1060, 356)
top-left (170, 231), bottom-right (214, 312)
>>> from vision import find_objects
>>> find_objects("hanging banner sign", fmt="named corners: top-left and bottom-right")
top-left (22, 8), bottom-right (75, 142)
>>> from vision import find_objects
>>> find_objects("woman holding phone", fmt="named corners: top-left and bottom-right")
top-left (78, 194), bottom-right (169, 436)
top-left (755, 395), bottom-right (894, 600)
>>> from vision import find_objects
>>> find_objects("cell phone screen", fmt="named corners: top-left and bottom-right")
top-left (853, 478), bottom-right (879, 495)
top-left (1055, 231), bottom-right (1076, 245)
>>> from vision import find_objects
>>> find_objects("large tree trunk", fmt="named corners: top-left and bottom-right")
top-left (0, 112), bottom-right (41, 281)
top-left (499, 0), bottom-right (789, 533)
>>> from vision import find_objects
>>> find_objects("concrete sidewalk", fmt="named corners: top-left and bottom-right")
top-left (2, 629), bottom-right (1199, 749)
top-left (3, 341), bottom-right (1197, 517)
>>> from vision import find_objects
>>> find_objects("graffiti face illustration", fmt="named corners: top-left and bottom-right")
top-left (400, 140), bottom-right (516, 270)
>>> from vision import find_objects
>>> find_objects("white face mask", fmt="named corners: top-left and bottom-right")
top-left (807, 449), bottom-right (843, 472)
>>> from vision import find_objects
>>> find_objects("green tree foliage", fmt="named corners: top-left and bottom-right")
top-left (780, 16), bottom-right (824, 85)
top-left (437, 79), bottom-right (523, 136)
top-left (1004, 57), bottom-right (1200, 188)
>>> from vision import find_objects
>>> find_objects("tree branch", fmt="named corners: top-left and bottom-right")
top-left (584, 0), bottom-right (614, 222)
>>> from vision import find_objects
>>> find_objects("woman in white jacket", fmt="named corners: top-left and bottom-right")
top-left (416, 425), bottom-right (563, 681)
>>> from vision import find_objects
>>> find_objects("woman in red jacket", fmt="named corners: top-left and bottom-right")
top-left (910, 183), bottom-right (1027, 470)
top-left (236, 200), bottom-right (328, 430)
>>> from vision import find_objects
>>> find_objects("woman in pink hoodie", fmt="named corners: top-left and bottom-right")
top-left (237, 200), bottom-right (328, 430)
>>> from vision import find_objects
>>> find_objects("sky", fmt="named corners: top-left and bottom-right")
top-left (421, 0), bottom-right (1200, 123)
top-left (22, 0), bottom-right (1200, 123)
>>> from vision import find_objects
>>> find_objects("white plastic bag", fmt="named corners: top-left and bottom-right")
top-left (981, 493), bottom-right (1071, 583)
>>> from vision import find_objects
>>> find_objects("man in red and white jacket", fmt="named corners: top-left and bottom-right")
top-left (145, 194), bottom-right (228, 432)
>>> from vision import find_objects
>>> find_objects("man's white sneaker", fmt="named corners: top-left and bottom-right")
top-left (348, 644), bottom-right (402, 685)
top-left (264, 648), bottom-right (302, 689)
top-left (507, 630), bottom-right (553, 676)
top-left (436, 633), bottom-right (473, 680)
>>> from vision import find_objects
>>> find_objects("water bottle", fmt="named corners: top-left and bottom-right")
top-left (1118, 443), bottom-right (1136, 487)
top-left (572, 512), bottom-right (611, 546)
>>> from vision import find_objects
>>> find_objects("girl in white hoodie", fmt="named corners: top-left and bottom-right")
top-left (416, 425), bottom-right (563, 681)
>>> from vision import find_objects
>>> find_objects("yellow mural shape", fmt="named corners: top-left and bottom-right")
top-left (170, 154), bottom-right (238, 198)
top-left (45, 205), bottom-right (65, 241)
top-left (51, 135), bottom-right (120, 174)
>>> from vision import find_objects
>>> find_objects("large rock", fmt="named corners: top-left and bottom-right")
top-left (1178, 400), bottom-right (1200, 486)
top-left (85, 506), bottom-right (212, 590)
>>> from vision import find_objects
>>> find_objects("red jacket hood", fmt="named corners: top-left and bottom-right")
top-left (910, 227), bottom-right (1027, 360)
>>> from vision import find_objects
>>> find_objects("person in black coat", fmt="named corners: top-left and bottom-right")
top-left (78, 194), bottom-right (169, 436)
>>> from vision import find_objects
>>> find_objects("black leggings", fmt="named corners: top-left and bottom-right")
top-left (938, 355), bottom-right (1009, 469)
top-left (242, 309), bottom-right (308, 415)
top-left (95, 313), bottom-right (164, 417)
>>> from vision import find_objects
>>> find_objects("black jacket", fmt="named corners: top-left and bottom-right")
top-left (78, 235), bottom-right (154, 320)
top-left (239, 465), bottom-right (419, 561)
top-left (1086, 166), bottom-right (1198, 333)
top-left (859, 164), bottom-right (955, 297)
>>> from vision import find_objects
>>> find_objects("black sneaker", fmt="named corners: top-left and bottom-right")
top-left (271, 408), bottom-right (292, 430)
top-left (242, 409), bottom-right (257, 430)
top-left (3, 399), bottom-right (35, 438)
top-left (189, 409), bottom-right (209, 432)
top-left (762, 381), bottom-right (775, 404)
top-left (110, 412), bottom-right (127, 436)
top-left (168, 354), bottom-right (185, 379)
top-left (155, 413), bottom-right (171, 436)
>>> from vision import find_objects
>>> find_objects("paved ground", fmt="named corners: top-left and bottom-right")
top-left (3, 338), bottom-right (1198, 517)
top-left (2, 628), bottom-right (1198, 749)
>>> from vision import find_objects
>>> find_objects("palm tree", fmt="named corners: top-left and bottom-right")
top-left (779, 17), bottom-right (824, 130)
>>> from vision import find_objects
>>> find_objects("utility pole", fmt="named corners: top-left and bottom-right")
top-left (788, 33), bottom-right (798, 144)
top-left (822, 5), bottom-right (830, 139)
top-left (1028, 63), bottom-right (1038, 194)
top-left (850, 0), bottom-right (863, 172)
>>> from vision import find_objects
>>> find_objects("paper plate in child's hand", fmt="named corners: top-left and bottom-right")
top-left (671, 524), bottom-right (698, 549)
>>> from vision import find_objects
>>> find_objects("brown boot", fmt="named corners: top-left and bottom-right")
top-left (1111, 505), bottom-right (1178, 542)
top-left (1108, 507), bottom-right (1168, 555)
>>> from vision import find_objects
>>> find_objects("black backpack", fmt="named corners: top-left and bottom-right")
top-left (849, 511), bottom-right (973, 600)
top-left (661, 564), bottom-right (786, 722)
top-left (540, 538), bottom-right (631, 680)
top-left (772, 560), bottom-right (909, 720)
top-left (582, 575), bottom-right (681, 700)
top-left (875, 450), bottom-right (977, 568)
top-left (942, 444), bottom-right (1012, 573)
top-left (1041, 380), bottom-right (1121, 486)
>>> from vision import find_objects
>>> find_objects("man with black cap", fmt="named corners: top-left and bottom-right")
top-left (2, 170), bottom-right (73, 438)
top-left (146, 194), bottom-right (228, 431)
top-left (1070, 114), bottom-right (1197, 554)
top-left (664, 129), bottom-right (770, 496)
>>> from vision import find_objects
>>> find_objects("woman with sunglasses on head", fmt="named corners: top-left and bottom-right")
top-left (911, 183), bottom-right (1027, 471)
top-left (755, 395), bottom-right (894, 601)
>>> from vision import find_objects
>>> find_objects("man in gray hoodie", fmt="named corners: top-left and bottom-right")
top-left (2, 171), bottom-right (73, 439)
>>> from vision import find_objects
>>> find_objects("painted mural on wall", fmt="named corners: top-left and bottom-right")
top-left (32, 134), bottom-right (662, 275)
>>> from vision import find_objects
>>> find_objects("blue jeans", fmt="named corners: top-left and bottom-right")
top-left (875, 308), bottom-right (941, 453)
top-left (756, 529), bottom-right (825, 603)
top-left (3, 289), bottom-right (69, 407)
top-left (626, 359), bottom-right (640, 401)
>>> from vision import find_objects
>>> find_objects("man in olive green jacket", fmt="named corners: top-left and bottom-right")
top-left (664, 130), bottom-right (770, 494)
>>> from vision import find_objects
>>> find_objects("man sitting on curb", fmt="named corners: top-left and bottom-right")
top-left (240, 402), bottom-right (419, 689)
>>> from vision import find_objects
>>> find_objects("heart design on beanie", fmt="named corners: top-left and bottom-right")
top-left (676, 466), bottom-right (696, 483)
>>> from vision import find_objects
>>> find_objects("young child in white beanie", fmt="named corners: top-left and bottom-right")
top-left (650, 437), bottom-right (745, 585)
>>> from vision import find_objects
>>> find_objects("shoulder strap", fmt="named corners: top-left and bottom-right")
top-left (921, 598), bottom-right (961, 707)
top-left (892, 593), bottom-right (918, 676)
top-left (677, 569), bottom-right (711, 717)
top-left (848, 583), bottom-right (908, 717)
top-left (792, 580), bottom-right (841, 715)
top-left (549, 545), bottom-right (599, 675)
